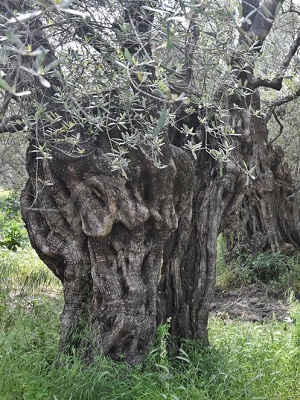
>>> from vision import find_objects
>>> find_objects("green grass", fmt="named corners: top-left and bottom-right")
top-left (0, 248), bottom-right (300, 399)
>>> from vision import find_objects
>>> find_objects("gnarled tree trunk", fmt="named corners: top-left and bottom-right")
top-left (220, 0), bottom-right (300, 258)
top-left (158, 106), bottom-right (250, 346)
top-left (21, 143), bottom-right (194, 365)
top-left (224, 118), bottom-right (300, 257)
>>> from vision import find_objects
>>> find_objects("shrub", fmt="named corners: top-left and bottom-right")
top-left (0, 191), bottom-right (28, 251)
top-left (216, 237), bottom-right (300, 297)
top-left (232, 250), bottom-right (288, 283)
top-left (0, 220), bottom-right (28, 251)
top-left (2, 191), bottom-right (21, 219)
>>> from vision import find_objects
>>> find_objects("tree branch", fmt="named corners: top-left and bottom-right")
top-left (264, 86), bottom-right (300, 121)
top-left (74, 20), bottom-right (116, 57)
top-left (252, 30), bottom-right (300, 89)
top-left (249, 0), bottom-right (286, 47)
top-left (123, 0), bottom-right (156, 59)
top-left (267, 110), bottom-right (283, 146)
top-left (232, 0), bottom-right (285, 87)
top-left (241, 0), bottom-right (260, 33)
top-left (181, 19), bottom-right (200, 91)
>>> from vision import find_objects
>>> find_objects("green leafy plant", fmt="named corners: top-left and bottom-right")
top-left (3, 192), bottom-right (21, 219)
top-left (0, 192), bottom-right (28, 251)
top-left (146, 317), bottom-right (172, 369)
top-left (0, 221), bottom-right (28, 251)
top-left (216, 235), bottom-right (300, 297)
top-left (233, 250), bottom-right (289, 283)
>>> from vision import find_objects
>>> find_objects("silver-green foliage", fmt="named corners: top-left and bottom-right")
top-left (0, 0), bottom-right (267, 173)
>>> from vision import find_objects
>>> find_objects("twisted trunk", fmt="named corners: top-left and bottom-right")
top-left (158, 106), bottom-right (250, 345)
top-left (21, 143), bottom-right (194, 365)
top-left (158, 171), bottom-right (245, 345)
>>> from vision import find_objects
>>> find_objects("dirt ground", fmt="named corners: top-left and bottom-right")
top-left (211, 283), bottom-right (292, 322)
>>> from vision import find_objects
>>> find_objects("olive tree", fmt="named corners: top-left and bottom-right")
top-left (224, 0), bottom-right (300, 255)
top-left (1, 0), bottom-right (299, 365)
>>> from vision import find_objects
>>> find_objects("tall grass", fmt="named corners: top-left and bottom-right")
top-left (0, 248), bottom-right (300, 399)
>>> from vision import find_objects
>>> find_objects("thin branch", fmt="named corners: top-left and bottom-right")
top-left (240, 0), bottom-right (260, 33)
top-left (250, 0), bottom-right (286, 45)
top-left (74, 21), bottom-right (116, 57)
top-left (267, 110), bottom-right (283, 147)
top-left (265, 86), bottom-right (300, 121)
top-left (252, 30), bottom-right (300, 89)
top-left (182, 18), bottom-right (200, 90)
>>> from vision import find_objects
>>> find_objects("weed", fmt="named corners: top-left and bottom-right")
top-left (2, 191), bottom-right (21, 219)
top-left (0, 220), bottom-right (28, 250)
top-left (0, 191), bottom-right (29, 251)
top-left (233, 250), bottom-right (289, 283)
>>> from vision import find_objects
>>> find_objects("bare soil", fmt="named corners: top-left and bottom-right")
top-left (211, 283), bottom-right (291, 322)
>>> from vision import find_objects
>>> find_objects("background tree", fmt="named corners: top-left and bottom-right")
top-left (224, 0), bottom-right (300, 256)
top-left (0, 131), bottom-right (27, 190)
top-left (1, 0), bottom-right (299, 365)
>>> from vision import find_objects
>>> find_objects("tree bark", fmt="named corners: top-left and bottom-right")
top-left (157, 106), bottom-right (250, 346)
top-left (21, 142), bottom-right (194, 365)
